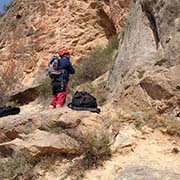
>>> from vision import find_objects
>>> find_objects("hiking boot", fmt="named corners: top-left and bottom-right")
top-left (49, 105), bottom-right (55, 109)
top-left (56, 104), bottom-right (63, 108)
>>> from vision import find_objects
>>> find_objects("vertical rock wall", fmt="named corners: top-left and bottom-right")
top-left (109, 0), bottom-right (180, 114)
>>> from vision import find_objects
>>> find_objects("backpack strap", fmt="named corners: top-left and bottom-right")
top-left (67, 105), bottom-right (101, 113)
top-left (67, 102), bottom-right (72, 108)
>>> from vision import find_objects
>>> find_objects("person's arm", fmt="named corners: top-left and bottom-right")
top-left (67, 60), bottom-right (75, 74)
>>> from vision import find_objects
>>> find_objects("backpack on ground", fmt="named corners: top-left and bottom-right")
top-left (48, 56), bottom-right (62, 78)
top-left (0, 106), bottom-right (20, 118)
top-left (68, 91), bottom-right (101, 113)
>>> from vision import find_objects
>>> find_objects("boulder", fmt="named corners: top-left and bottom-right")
top-left (110, 126), bottom-right (141, 153)
top-left (0, 107), bottom-right (102, 143)
top-left (115, 165), bottom-right (180, 180)
top-left (0, 129), bottom-right (81, 157)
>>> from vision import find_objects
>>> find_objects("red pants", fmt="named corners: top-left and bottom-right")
top-left (50, 85), bottom-right (68, 107)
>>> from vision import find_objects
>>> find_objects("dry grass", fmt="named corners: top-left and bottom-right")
top-left (0, 61), bottom-right (18, 106)
top-left (68, 35), bottom-right (119, 106)
top-left (132, 111), bottom-right (180, 137)
top-left (158, 117), bottom-right (180, 136)
top-left (80, 130), bottom-right (111, 169)
top-left (37, 77), bottom-right (52, 98)
top-left (0, 153), bottom-right (35, 180)
top-left (76, 80), bottom-right (108, 106)
top-left (69, 35), bottom-right (119, 90)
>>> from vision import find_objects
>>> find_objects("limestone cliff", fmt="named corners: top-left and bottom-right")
top-left (0, 0), bottom-right (130, 91)
top-left (0, 1), bottom-right (180, 179)
top-left (109, 0), bottom-right (180, 115)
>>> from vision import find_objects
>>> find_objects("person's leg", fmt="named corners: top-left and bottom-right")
top-left (56, 85), bottom-right (68, 108)
top-left (50, 80), bottom-right (58, 109)
top-left (49, 104), bottom-right (55, 109)
top-left (49, 94), bottom-right (57, 109)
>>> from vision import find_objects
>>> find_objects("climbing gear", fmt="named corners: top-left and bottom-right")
top-left (48, 55), bottom-right (63, 78)
top-left (51, 78), bottom-right (66, 95)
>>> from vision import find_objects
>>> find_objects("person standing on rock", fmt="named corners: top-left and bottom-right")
top-left (48, 48), bottom-right (75, 109)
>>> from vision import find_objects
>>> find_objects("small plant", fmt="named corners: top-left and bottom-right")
top-left (134, 120), bottom-right (144, 129)
top-left (94, 81), bottom-right (108, 106)
top-left (0, 153), bottom-right (35, 179)
top-left (0, 61), bottom-right (18, 106)
top-left (163, 117), bottom-right (180, 136)
top-left (10, 20), bottom-right (18, 30)
top-left (133, 111), bottom-right (180, 137)
top-left (49, 31), bottom-right (56, 38)
top-left (45, 125), bottom-right (63, 134)
top-left (137, 69), bottom-right (145, 79)
top-left (37, 77), bottom-right (52, 98)
top-left (39, 153), bottom-right (64, 171)
top-left (81, 131), bottom-right (111, 169)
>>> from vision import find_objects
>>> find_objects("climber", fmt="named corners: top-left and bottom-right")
top-left (48, 48), bottom-right (75, 108)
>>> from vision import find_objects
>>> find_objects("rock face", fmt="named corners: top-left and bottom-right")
top-left (115, 165), bottom-right (180, 180)
top-left (0, 107), bottom-right (102, 143)
top-left (110, 126), bottom-right (139, 153)
top-left (110, 0), bottom-right (131, 32)
top-left (0, 106), bottom-right (105, 160)
top-left (0, 129), bottom-right (81, 157)
top-left (109, 0), bottom-right (180, 114)
top-left (0, 0), bottom-right (130, 91)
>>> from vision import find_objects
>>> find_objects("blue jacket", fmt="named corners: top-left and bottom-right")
top-left (56, 57), bottom-right (75, 82)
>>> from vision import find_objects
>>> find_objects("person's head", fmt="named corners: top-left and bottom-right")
top-left (58, 48), bottom-right (70, 59)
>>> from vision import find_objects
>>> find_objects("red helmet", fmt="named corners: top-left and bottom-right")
top-left (58, 48), bottom-right (70, 56)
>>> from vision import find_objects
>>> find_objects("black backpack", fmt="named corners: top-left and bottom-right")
top-left (0, 106), bottom-right (20, 118)
top-left (68, 91), bottom-right (100, 113)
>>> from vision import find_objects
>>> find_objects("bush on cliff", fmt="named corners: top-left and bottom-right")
top-left (69, 35), bottom-right (119, 89)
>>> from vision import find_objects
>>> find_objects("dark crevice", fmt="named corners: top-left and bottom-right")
top-left (103, 0), bottom-right (110, 6)
top-left (97, 8), bottom-right (117, 38)
top-left (141, 5), bottom-right (160, 48)
top-left (9, 87), bottom-right (40, 105)
top-left (16, 14), bottom-right (22, 19)
top-left (140, 78), bottom-right (173, 100)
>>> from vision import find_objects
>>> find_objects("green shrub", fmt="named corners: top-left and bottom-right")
top-left (165, 118), bottom-right (180, 136)
top-left (79, 81), bottom-right (108, 106)
top-left (0, 82), bottom-right (6, 106)
top-left (49, 31), bottom-right (56, 38)
top-left (0, 153), bottom-right (34, 179)
top-left (132, 111), bottom-right (180, 137)
top-left (37, 77), bottom-right (52, 98)
top-left (81, 131), bottom-right (111, 169)
top-left (69, 35), bottom-right (119, 89)
top-left (45, 125), bottom-right (63, 134)
top-left (0, 62), bottom-right (18, 106)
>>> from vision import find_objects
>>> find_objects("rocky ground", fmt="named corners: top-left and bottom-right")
top-left (84, 130), bottom-right (180, 180)
top-left (0, 104), bottom-right (180, 180)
